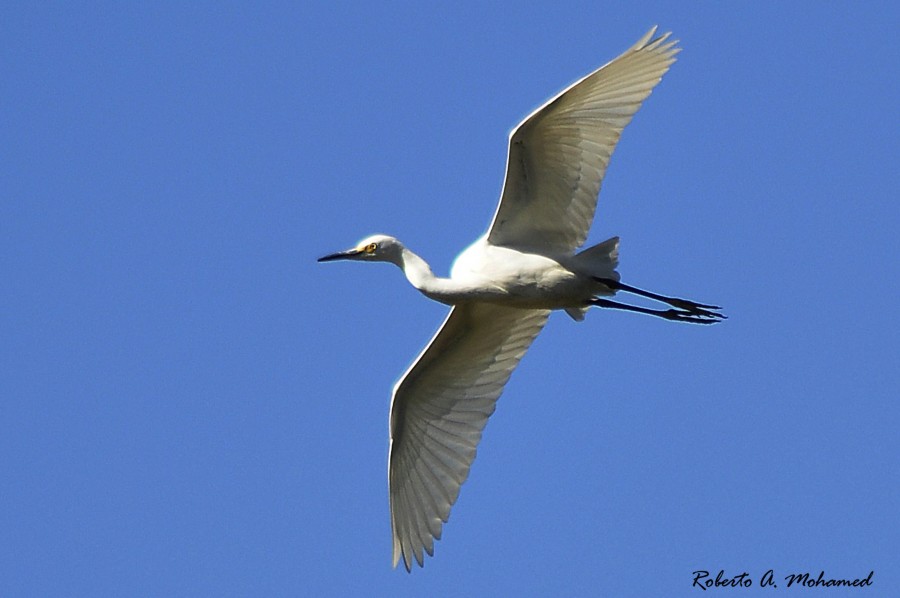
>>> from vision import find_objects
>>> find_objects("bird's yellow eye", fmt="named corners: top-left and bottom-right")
top-left (365, 243), bottom-right (377, 253)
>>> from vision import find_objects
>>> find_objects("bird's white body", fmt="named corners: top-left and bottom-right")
top-left (395, 235), bottom-right (618, 309)
top-left (319, 27), bottom-right (723, 572)
top-left (449, 237), bottom-right (615, 308)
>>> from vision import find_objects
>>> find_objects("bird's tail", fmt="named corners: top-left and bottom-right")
top-left (565, 236), bottom-right (620, 321)
top-left (573, 236), bottom-right (620, 280)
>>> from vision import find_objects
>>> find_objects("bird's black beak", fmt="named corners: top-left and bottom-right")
top-left (317, 249), bottom-right (361, 263)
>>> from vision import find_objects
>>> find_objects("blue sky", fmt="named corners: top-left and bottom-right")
top-left (3, 2), bottom-right (899, 596)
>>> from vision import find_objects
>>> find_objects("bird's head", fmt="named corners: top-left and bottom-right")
top-left (318, 234), bottom-right (403, 265)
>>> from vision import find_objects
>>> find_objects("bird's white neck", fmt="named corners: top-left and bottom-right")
top-left (394, 247), bottom-right (459, 304)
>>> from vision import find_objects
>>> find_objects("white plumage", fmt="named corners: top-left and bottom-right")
top-left (319, 27), bottom-right (724, 571)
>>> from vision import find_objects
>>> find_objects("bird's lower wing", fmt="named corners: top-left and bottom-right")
top-left (388, 303), bottom-right (550, 571)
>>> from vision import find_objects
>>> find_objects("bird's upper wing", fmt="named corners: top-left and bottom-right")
top-left (487, 27), bottom-right (679, 252)
top-left (388, 303), bottom-right (549, 571)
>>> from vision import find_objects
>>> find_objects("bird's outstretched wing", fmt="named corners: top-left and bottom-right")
top-left (388, 303), bottom-right (549, 571)
top-left (487, 27), bottom-right (679, 252)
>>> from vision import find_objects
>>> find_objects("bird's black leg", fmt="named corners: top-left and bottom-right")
top-left (588, 298), bottom-right (722, 324)
top-left (594, 277), bottom-right (726, 320)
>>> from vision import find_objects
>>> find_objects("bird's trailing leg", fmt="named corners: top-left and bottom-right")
top-left (588, 298), bottom-right (723, 324)
top-left (592, 277), bottom-right (726, 323)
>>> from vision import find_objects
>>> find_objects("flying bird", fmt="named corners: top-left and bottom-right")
top-left (319, 27), bottom-right (725, 571)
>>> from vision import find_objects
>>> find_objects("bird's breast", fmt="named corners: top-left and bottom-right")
top-left (448, 240), bottom-right (590, 308)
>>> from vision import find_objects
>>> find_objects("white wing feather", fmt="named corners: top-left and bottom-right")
top-left (487, 27), bottom-right (679, 252)
top-left (388, 303), bottom-right (549, 570)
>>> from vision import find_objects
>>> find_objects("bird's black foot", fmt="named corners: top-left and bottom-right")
top-left (656, 307), bottom-right (724, 324)
top-left (663, 299), bottom-right (726, 321)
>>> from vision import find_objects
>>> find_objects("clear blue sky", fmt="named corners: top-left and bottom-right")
top-left (3, 2), bottom-right (898, 596)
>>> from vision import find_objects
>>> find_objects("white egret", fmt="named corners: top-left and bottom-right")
top-left (319, 27), bottom-right (725, 571)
